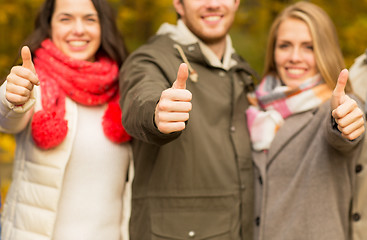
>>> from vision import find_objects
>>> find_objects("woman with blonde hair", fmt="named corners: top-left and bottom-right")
top-left (248, 2), bottom-right (365, 240)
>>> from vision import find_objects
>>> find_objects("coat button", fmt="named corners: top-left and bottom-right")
top-left (352, 213), bottom-right (361, 221)
top-left (258, 176), bottom-right (263, 185)
top-left (356, 164), bottom-right (363, 173)
top-left (219, 71), bottom-right (226, 77)
top-left (255, 216), bottom-right (261, 226)
top-left (188, 230), bottom-right (196, 238)
top-left (230, 126), bottom-right (236, 132)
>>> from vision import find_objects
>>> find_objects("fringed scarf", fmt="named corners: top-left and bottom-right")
top-left (31, 39), bottom-right (131, 150)
top-left (246, 74), bottom-right (332, 151)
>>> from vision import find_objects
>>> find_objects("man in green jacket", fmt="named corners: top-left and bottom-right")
top-left (120, 0), bottom-right (258, 239)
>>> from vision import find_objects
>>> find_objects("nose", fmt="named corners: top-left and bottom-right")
top-left (72, 19), bottom-right (85, 35)
top-left (205, 0), bottom-right (221, 8)
top-left (290, 47), bottom-right (302, 62)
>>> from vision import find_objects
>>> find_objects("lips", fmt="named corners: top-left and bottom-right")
top-left (286, 68), bottom-right (306, 75)
top-left (201, 14), bottom-right (223, 24)
top-left (68, 40), bottom-right (88, 47)
top-left (203, 15), bottom-right (222, 21)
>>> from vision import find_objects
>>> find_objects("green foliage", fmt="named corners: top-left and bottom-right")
top-left (0, 0), bottom-right (44, 78)
top-left (0, 0), bottom-right (366, 76)
top-left (118, 0), bottom-right (176, 51)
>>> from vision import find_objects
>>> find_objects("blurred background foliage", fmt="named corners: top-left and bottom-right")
top-left (1, 0), bottom-right (367, 202)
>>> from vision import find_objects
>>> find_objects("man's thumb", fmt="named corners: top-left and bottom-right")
top-left (172, 63), bottom-right (188, 89)
top-left (21, 46), bottom-right (36, 74)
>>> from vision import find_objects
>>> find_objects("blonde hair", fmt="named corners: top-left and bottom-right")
top-left (263, 1), bottom-right (351, 92)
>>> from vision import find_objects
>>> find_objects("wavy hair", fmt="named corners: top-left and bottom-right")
top-left (263, 1), bottom-right (350, 92)
top-left (22, 0), bottom-right (128, 67)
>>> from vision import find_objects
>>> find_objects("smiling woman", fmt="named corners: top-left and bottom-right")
top-left (0, 0), bottom-right (132, 239)
top-left (248, 2), bottom-right (365, 240)
top-left (274, 18), bottom-right (318, 89)
top-left (50, 0), bottom-right (101, 62)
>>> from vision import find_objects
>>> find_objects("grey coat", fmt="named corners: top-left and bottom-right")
top-left (253, 99), bottom-right (364, 240)
top-left (349, 52), bottom-right (367, 240)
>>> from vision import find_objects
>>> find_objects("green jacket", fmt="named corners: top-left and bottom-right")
top-left (120, 22), bottom-right (258, 240)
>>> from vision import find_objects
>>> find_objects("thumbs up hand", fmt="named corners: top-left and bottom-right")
top-left (5, 46), bottom-right (39, 106)
top-left (331, 69), bottom-right (365, 140)
top-left (155, 63), bottom-right (193, 134)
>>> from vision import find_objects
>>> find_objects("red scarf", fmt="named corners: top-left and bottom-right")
top-left (32, 39), bottom-right (131, 150)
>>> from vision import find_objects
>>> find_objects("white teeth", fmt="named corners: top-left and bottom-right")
top-left (287, 69), bottom-right (304, 75)
top-left (69, 41), bottom-right (87, 47)
top-left (204, 16), bottom-right (221, 21)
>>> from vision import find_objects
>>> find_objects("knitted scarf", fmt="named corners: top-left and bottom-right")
top-left (246, 74), bottom-right (332, 151)
top-left (32, 39), bottom-right (131, 150)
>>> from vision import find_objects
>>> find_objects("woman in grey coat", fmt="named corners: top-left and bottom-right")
top-left (248, 2), bottom-right (365, 240)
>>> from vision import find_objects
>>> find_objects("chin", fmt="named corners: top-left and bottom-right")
top-left (200, 34), bottom-right (226, 45)
top-left (70, 54), bottom-right (91, 62)
top-left (289, 81), bottom-right (304, 89)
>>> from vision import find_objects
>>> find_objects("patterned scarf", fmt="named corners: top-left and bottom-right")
top-left (246, 74), bottom-right (332, 151)
top-left (31, 39), bottom-right (131, 150)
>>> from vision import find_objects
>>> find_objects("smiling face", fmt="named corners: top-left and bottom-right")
top-left (274, 17), bottom-right (318, 88)
top-left (173, 0), bottom-right (240, 45)
top-left (51, 0), bottom-right (101, 62)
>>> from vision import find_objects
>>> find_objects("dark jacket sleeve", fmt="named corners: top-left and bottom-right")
top-left (119, 44), bottom-right (182, 146)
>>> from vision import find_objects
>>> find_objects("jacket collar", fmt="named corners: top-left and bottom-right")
top-left (266, 110), bottom-right (315, 166)
top-left (157, 20), bottom-right (237, 70)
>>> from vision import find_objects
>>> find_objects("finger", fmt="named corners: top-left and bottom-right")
top-left (172, 63), bottom-right (188, 90)
top-left (6, 81), bottom-right (33, 97)
top-left (21, 46), bottom-right (37, 77)
top-left (337, 114), bottom-right (364, 134)
top-left (157, 121), bottom-right (186, 134)
top-left (5, 91), bottom-right (30, 106)
top-left (7, 71), bottom-right (36, 91)
top-left (157, 100), bottom-right (192, 113)
top-left (331, 69), bottom-right (348, 110)
top-left (161, 88), bottom-right (192, 102)
top-left (332, 95), bottom-right (357, 119)
top-left (156, 112), bottom-right (190, 123)
top-left (341, 125), bottom-right (365, 141)
top-left (334, 69), bottom-right (348, 96)
top-left (9, 66), bottom-right (39, 86)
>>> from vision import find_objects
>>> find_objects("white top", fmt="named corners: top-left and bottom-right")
top-left (53, 104), bottom-right (130, 240)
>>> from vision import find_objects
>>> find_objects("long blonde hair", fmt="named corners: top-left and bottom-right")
top-left (263, 1), bottom-right (351, 92)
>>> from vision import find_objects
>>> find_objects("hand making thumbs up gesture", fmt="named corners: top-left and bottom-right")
top-left (331, 69), bottom-right (365, 140)
top-left (5, 46), bottom-right (39, 106)
top-left (155, 63), bottom-right (192, 134)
